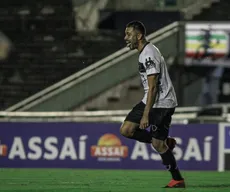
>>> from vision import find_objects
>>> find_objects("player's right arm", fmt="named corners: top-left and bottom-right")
top-left (140, 50), bottom-right (160, 129)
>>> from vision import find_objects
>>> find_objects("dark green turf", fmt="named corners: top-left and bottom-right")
top-left (0, 169), bottom-right (229, 192)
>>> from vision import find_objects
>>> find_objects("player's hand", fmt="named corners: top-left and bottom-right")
top-left (140, 115), bottom-right (149, 129)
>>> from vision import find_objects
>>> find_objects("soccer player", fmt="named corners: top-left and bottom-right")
top-left (120, 21), bottom-right (185, 188)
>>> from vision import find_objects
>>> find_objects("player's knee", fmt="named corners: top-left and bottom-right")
top-left (152, 138), bottom-right (168, 153)
top-left (120, 125), bottom-right (134, 137)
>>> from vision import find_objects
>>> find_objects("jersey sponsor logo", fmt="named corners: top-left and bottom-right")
top-left (140, 74), bottom-right (147, 85)
top-left (145, 57), bottom-right (156, 70)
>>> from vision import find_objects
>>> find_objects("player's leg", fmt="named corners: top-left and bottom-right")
top-left (150, 108), bottom-right (185, 188)
top-left (152, 137), bottom-right (185, 188)
top-left (120, 121), bottom-right (152, 143)
top-left (120, 102), bottom-right (152, 143)
top-left (166, 136), bottom-right (177, 151)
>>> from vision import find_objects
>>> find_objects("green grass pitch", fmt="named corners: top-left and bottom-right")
top-left (0, 169), bottom-right (229, 192)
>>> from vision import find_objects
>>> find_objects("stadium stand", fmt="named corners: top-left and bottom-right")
top-left (0, 0), bottom-right (124, 109)
top-left (192, 0), bottom-right (230, 21)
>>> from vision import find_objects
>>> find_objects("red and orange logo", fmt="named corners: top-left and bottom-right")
top-left (91, 134), bottom-right (128, 158)
top-left (0, 140), bottom-right (7, 156)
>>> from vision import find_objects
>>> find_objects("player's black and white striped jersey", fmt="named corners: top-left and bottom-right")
top-left (138, 42), bottom-right (178, 108)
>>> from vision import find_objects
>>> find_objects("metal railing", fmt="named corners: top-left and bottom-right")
top-left (0, 106), bottom-right (199, 123)
top-left (3, 104), bottom-right (230, 123)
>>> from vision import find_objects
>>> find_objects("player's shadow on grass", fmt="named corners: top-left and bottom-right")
top-left (162, 188), bottom-right (186, 192)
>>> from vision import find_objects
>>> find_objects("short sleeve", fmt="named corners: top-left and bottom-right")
top-left (143, 51), bottom-right (160, 76)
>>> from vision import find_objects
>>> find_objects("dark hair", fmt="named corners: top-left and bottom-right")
top-left (126, 20), bottom-right (146, 36)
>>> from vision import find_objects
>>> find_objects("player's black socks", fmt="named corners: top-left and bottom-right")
top-left (132, 129), bottom-right (152, 143)
top-left (160, 149), bottom-right (183, 181)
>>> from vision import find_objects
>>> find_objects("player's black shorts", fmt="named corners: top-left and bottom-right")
top-left (124, 101), bottom-right (175, 140)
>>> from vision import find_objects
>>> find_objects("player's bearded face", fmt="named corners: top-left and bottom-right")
top-left (129, 36), bottom-right (138, 50)
top-left (124, 27), bottom-right (138, 50)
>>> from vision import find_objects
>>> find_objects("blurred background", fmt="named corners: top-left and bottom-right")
top-left (0, 0), bottom-right (229, 112)
top-left (0, 1), bottom-right (230, 191)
